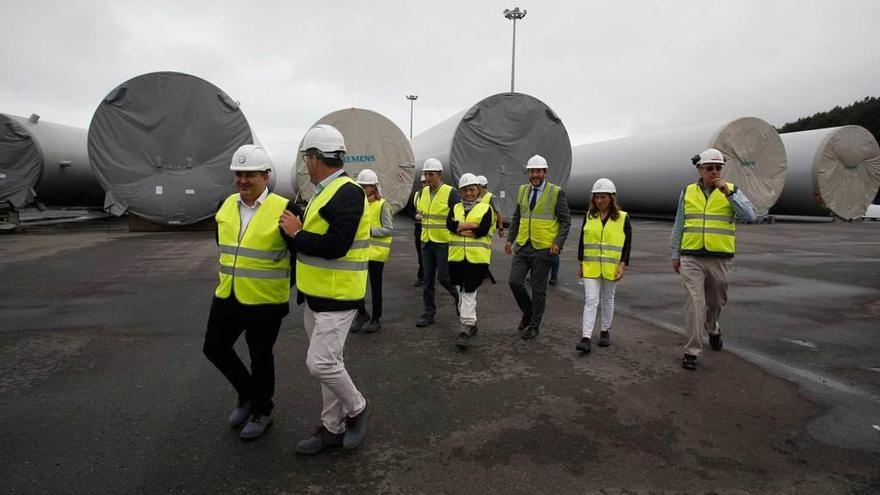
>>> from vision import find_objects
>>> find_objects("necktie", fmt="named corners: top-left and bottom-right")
top-left (529, 187), bottom-right (538, 211)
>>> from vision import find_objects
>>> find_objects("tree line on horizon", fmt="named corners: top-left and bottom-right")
top-left (778, 96), bottom-right (880, 142)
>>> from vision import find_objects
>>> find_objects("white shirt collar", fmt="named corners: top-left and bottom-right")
top-left (314, 169), bottom-right (347, 196)
top-left (237, 187), bottom-right (269, 209)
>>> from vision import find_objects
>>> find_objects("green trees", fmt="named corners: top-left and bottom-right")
top-left (778, 96), bottom-right (880, 143)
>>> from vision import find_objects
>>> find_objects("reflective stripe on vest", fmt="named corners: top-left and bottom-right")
top-left (515, 183), bottom-right (560, 249)
top-left (681, 182), bottom-right (736, 255)
top-left (417, 184), bottom-right (453, 243)
top-left (215, 192), bottom-right (291, 304)
top-left (367, 198), bottom-right (392, 263)
top-left (448, 202), bottom-right (492, 264)
top-left (581, 211), bottom-right (627, 280)
top-left (296, 176), bottom-right (370, 301)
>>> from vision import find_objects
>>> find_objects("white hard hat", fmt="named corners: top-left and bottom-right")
top-left (477, 175), bottom-right (488, 187)
top-left (591, 178), bottom-right (616, 194)
top-left (230, 144), bottom-right (273, 172)
top-left (300, 124), bottom-right (346, 155)
top-left (526, 154), bottom-right (548, 169)
top-left (423, 157), bottom-right (443, 172)
top-left (458, 173), bottom-right (481, 189)
top-left (356, 169), bottom-right (379, 185)
top-left (694, 148), bottom-right (726, 166)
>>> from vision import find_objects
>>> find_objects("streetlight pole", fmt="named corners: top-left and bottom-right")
top-left (503, 7), bottom-right (527, 93)
top-left (406, 94), bottom-right (418, 139)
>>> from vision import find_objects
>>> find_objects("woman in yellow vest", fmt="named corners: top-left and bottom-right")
top-left (576, 178), bottom-right (632, 354)
top-left (446, 173), bottom-right (494, 350)
top-left (350, 169), bottom-right (393, 334)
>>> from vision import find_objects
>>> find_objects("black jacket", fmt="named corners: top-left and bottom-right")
top-left (292, 174), bottom-right (367, 312)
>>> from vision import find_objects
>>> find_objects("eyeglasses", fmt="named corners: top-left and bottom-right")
top-left (424, 171), bottom-right (440, 176)
top-left (701, 164), bottom-right (723, 172)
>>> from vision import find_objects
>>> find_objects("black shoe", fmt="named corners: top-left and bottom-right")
top-left (548, 276), bottom-right (558, 286)
top-left (520, 327), bottom-right (538, 340)
top-left (518, 314), bottom-right (532, 331)
top-left (599, 331), bottom-right (610, 347)
top-left (709, 334), bottom-right (723, 351)
top-left (682, 353), bottom-right (697, 370)
top-left (364, 320), bottom-right (381, 333)
top-left (455, 331), bottom-right (471, 350)
top-left (296, 425), bottom-right (344, 455)
top-left (343, 400), bottom-right (370, 450)
top-left (350, 311), bottom-right (370, 333)
top-left (576, 337), bottom-right (591, 353)
top-left (415, 315), bottom-right (435, 327)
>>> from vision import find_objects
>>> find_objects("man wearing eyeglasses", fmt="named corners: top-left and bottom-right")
top-left (671, 148), bottom-right (757, 371)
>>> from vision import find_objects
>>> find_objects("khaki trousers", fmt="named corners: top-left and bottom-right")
top-left (679, 256), bottom-right (731, 357)
top-left (304, 307), bottom-right (366, 434)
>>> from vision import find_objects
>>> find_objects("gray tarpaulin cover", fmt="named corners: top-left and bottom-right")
top-left (411, 93), bottom-right (572, 217)
top-left (295, 108), bottom-right (414, 214)
top-left (774, 126), bottom-right (880, 219)
top-left (88, 71), bottom-right (254, 225)
top-left (0, 114), bottom-right (41, 207)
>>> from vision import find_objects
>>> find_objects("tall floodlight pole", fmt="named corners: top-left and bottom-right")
top-left (406, 94), bottom-right (418, 139)
top-left (503, 7), bottom-right (527, 93)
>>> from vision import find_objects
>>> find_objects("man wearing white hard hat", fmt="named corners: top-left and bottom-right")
top-left (576, 178), bottom-right (632, 354)
top-left (411, 173), bottom-right (428, 286)
top-left (278, 124), bottom-right (371, 453)
top-left (504, 154), bottom-right (572, 340)
top-left (446, 173), bottom-right (495, 350)
top-left (415, 157), bottom-right (461, 328)
top-left (204, 144), bottom-right (299, 440)
top-left (671, 148), bottom-right (756, 371)
top-left (349, 169), bottom-right (393, 334)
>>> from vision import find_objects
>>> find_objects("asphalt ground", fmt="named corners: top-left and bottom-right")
top-left (1, 216), bottom-right (878, 494)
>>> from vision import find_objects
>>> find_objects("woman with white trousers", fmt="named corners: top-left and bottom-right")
top-left (576, 178), bottom-right (632, 354)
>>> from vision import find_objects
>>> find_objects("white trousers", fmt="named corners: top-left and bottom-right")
top-left (581, 277), bottom-right (617, 338)
top-left (304, 307), bottom-right (366, 434)
top-left (457, 288), bottom-right (477, 326)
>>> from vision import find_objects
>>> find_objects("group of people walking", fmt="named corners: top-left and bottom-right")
top-left (201, 121), bottom-right (757, 454)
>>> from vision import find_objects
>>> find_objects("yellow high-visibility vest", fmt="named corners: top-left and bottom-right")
top-left (413, 190), bottom-right (422, 224)
top-left (681, 182), bottom-right (736, 255)
top-left (581, 211), bottom-right (627, 280)
top-left (417, 184), bottom-right (453, 243)
top-left (296, 176), bottom-right (370, 301)
top-left (215, 192), bottom-right (291, 304)
top-left (448, 202), bottom-right (492, 264)
top-left (479, 191), bottom-right (497, 236)
top-left (367, 198), bottom-right (392, 263)
top-left (515, 183), bottom-right (560, 250)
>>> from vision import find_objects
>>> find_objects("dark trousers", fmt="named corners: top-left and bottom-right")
top-left (422, 241), bottom-right (457, 317)
top-left (550, 254), bottom-right (560, 278)
top-left (357, 260), bottom-right (384, 321)
top-left (414, 223), bottom-right (424, 281)
top-left (203, 297), bottom-right (283, 416)
top-left (508, 244), bottom-right (555, 330)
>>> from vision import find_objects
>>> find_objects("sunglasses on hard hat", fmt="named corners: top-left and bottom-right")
top-left (701, 164), bottom-right (723, 172)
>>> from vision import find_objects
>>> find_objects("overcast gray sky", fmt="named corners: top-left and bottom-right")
top-left (2, 0), bottom-right (878, 166)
